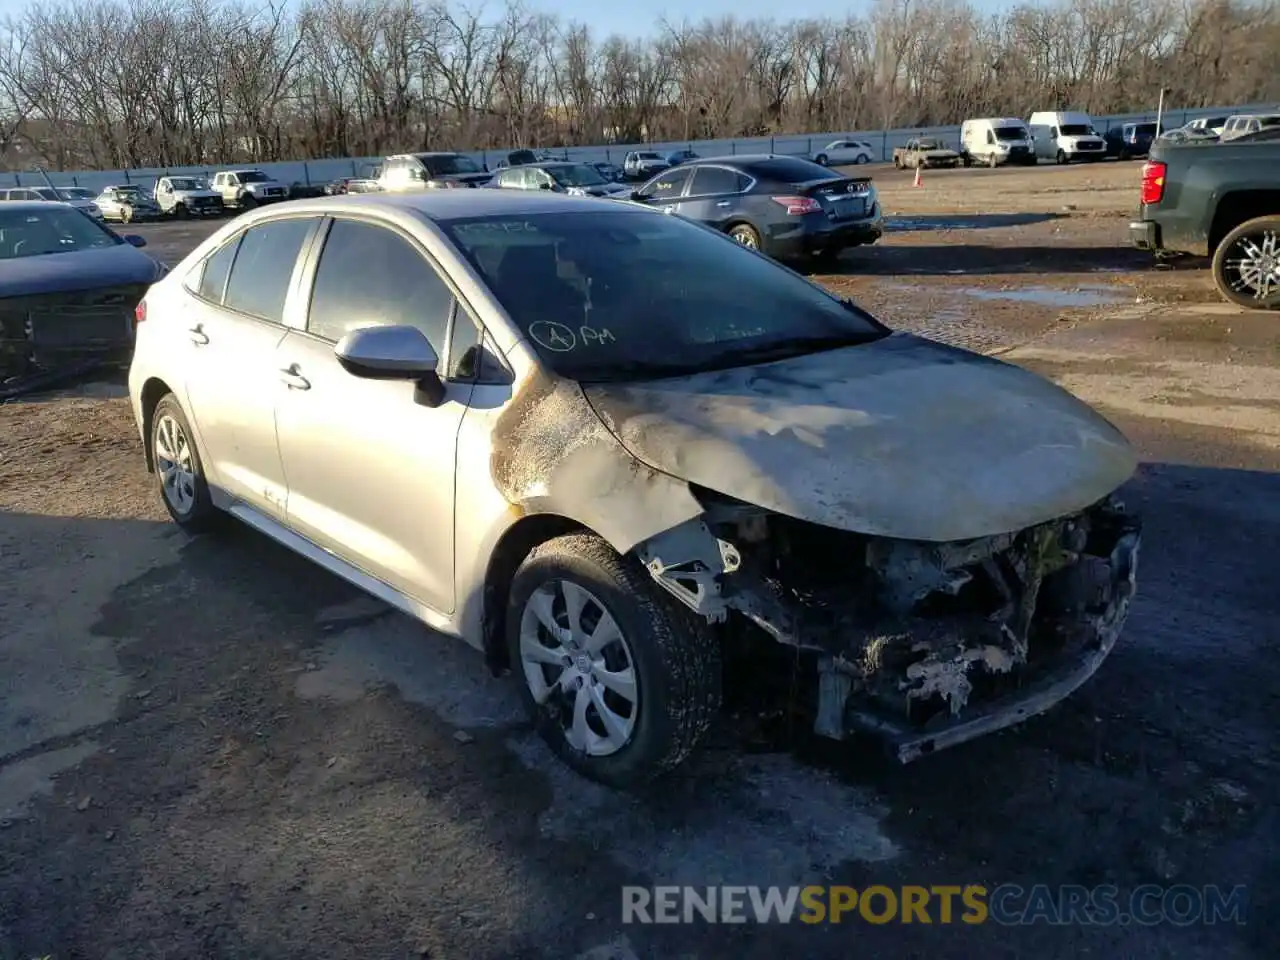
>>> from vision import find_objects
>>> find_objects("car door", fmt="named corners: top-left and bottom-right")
top-left (273, 216), bottom-right (473, 614)
top-left (635, 166), bottom-right (693, 215)
top-left (676, 165), bottom-right (749, 230)
top-left (180, 214), bottom-right (322, 518)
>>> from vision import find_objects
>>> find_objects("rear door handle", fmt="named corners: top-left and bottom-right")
top-left (188, 324), bottom-right (209, 345)
top-left (279, 364), bottom-right (311, 390)
top-left (715, 201), bottom-right (731, 208)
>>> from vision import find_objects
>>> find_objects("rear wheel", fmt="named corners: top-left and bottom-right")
top-left (507, 533), bottom-right (721, 787)
top-left (855, 154), bottom-right (869, 165)
top-left (728, 223), bottom-right (762, 251)
top-left (1212, 215), bottom-right (1280, 310)
top-left (150, 394), bottom-right (221, 531)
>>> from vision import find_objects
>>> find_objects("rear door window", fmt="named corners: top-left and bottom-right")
top-left (222, 217), bottom-right (317, 322)
top-left (690, 166), bottom-right (748, 196)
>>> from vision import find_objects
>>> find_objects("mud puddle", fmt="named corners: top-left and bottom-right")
top-left (959, 284), bottom-right (1132, 308)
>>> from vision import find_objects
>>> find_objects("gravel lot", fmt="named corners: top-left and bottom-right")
top-left (2, 160), bottom-right (1277, 960)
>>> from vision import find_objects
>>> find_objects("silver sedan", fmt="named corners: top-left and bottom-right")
top-left (128, 191), bottom-right (1142, 786)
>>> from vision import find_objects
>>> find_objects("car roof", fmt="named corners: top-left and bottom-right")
top-left (0, 199), bottom-right (75, 210)
top-left (274, 190), bottom-right (652, 222)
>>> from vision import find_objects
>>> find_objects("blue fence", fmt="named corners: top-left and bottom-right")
top-left (2, 102), bottom-right (1271, 192)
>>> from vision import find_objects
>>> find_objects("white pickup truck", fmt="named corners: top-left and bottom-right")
top-left (153, 176), bottom-right (225, 218)
top-left (211, 169), bottom-right (290, 210)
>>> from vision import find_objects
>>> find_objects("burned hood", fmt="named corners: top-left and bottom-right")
top-left (0, 244), bottom-right (161, 299)
top-left (582, 333), bottom-right (1137, 543)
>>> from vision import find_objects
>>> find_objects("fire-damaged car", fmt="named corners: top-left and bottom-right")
top-left (126, 190), bottom-right (1140, 787)
top-left (2, 201), bottom-right (166, 390)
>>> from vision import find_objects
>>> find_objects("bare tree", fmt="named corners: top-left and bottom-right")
top-left (0, 0), bottom-right (1276, 170)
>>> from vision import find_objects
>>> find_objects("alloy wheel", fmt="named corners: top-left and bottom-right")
top-left (1222, 228), bottom-right (1280, 301)
top-left (154, 413), bottom-right (197, 514)
top-left (518, 579), bottom-right (638, 757)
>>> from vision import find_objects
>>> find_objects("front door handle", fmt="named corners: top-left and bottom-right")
top-left (188, 324), bottom-right (209, 345)
top-left (279, 364), bottom-right (311, 390)
top-left (715, 200), bottom-right (731, 208)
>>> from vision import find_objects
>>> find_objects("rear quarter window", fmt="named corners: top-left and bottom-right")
top-left (738, 157), bottom-right (834, 182)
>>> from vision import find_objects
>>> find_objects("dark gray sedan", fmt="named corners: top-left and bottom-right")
top-left (632, 155), bottom-right (884, 263)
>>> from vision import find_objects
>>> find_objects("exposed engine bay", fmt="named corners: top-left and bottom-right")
top-left (635, 490), bottom-right (1142, 760)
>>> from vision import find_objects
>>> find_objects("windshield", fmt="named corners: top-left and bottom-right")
top-left (550, 164), bottom-right (608, 187)
top-left (422, 154), bottom-right (483, 175)
top-left (637, 153), bottom-right (662, 160)
top-left (993, 127), bottom-right (1026, 141)
top-left (0, 206), bottom-right (121, 259)
top-left (440, 210), bottom-right (884, 382)
top-left (31, 187), bottom-right (60, 200)
top-left (169, 178), bottom-right (208, 190)
top-left (57, 188), bottom-right (94, 200)
top-left (915, 139), bottom-right (942, 149)
top-left (1058, 124), bottom-right (1091, 136)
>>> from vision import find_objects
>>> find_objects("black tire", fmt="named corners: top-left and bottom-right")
top-left (811, 247), bottom-right (842, 269)
top-left (1211, 215), bottom-right (1280, 310)
top-left (855, 154), bottom-right (869, 165)
top-left (1056, 149), bottom-right (1068, 165)
top-left (815, 153), bottom-right (828, 165)
top-left (727, 222), bottom-right (762, 251)
top-left (174, 202), bottom-right (188, 219)
top-left (961, 155), bottom-right (972, 168)
top-left (1118, 147), bottom-right (1130, 162)
top-left (506, 533), bottom-right (721, 787)
top-left (150, 394), bottom-right (221, 532)
top-left (987, 152), bottom-right (998, 168)
top-left (239, 192), bottom-right (257, 210)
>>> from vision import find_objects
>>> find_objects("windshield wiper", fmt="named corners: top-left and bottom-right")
top-left (576, 359), bottom-right (704, 382)
top-left (701, 332), bottom-right (883, 368)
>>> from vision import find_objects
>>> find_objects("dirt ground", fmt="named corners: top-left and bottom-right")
top-left (2, 160), bottom-right (1277, 960)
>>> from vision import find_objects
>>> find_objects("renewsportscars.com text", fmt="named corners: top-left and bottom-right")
top-left (621, 884), bottom-right (1248, 926)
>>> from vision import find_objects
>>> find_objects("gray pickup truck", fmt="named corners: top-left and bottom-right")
top-left (1129, 131), bottom-right (1280, 309)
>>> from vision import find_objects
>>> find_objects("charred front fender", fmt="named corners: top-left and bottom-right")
top-left (490, 371), bottom-right (706, 553)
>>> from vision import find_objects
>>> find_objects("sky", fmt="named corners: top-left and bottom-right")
top-left (0, 0), bottom-right (1016, 39)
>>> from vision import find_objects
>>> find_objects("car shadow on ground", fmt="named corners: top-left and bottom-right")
top-left (885, 213), bottom-right (1064, 232)
top-left (832, 243), bottom-right (1153, 277)
top-left (2, 457), bottom-right (1276, 958)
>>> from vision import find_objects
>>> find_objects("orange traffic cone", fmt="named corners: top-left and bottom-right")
top-left (913, 164), bottom-right (923, 187)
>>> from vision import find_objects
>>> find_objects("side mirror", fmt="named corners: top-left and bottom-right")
top-left (539, 182), bottom-right (553, 190)
top-left (334, 325), bottom-right (445, 406)
top-left (124, 234), bottom-right (146, 248)
top-left (630, 190), bottom-right (648, 202)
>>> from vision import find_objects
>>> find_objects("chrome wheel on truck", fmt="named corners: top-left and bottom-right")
top-left (1213, 215), bottom-right (1280, 309)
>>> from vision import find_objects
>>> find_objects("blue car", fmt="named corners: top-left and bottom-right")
top-left (666, 149), bottom-right (700, 166)
top-left (1, 201), bottom-right (166, 385)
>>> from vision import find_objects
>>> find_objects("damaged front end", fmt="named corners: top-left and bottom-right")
top-left (636, 491), bottom-right (1141, 761)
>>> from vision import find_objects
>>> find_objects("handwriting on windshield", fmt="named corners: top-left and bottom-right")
top-left (528, 321), bottom-right (616, 353)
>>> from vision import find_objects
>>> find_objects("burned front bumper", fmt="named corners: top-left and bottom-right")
top-left (639, 492), bottom-right (1142, 762)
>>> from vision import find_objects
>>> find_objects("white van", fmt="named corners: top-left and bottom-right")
top-left (1028, 111), bottom-right (1107, 163)
top-left (960, 118), bottom-right (1036, 166)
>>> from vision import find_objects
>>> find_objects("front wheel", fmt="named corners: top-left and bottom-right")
top-left (988, 153), bottom-right (998, 168)
top-left (507, 533), bottom-right (721, 787)
top-left (728, 223), bottom-right (762, 251)
top-left (174, 202), bottom-right (188, 219)
top-left (1212, 215), bottom-right (1280, 309)
top-left (1056, 149), bottom-right (1068, 165)
top-left (239, 193), bottom-right (257, 210)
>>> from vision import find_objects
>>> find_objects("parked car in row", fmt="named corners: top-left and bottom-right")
top-left (154, 176), bottom-right (225, 217)
top-left (960, 118), bottom-right (1036, 166)
top-left (95, 184), bottom-right (163, 223)
top-left (212, 169), bottom-right (290, 210)
top-left (590, 161), bottom-right (625, 183)
top-left (893, 138), bottom-right (961, 169)
top-left (492, 149), bottom-right (539, 170)
top-left (622, 151), bottom-right (669, 181)
top-left (1130, 127), bottom-right (1280, 309)
top-left (491, 161), bottom-right (632, 199)
top-left (1219, 113), bottom-right (1280, 141)
top-left (665, 149), bottom-right (700, 166)
top-left (378, 153), bottom-right (492, 191)
top-left (1104, 122), bottom-right (1162, 160)
top-left (812, 139), bottom-right (875, 166)
top-left (1, 200), bottom-right (164, 385)
top-left (631, 154), bottom-right (882, 264)
top-left (1, 185), bottom-right (105, 220)
top-left (1029, 111), bottom-right (1107, 163)
top-left (127, 189), bottom-right (1142, 787)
